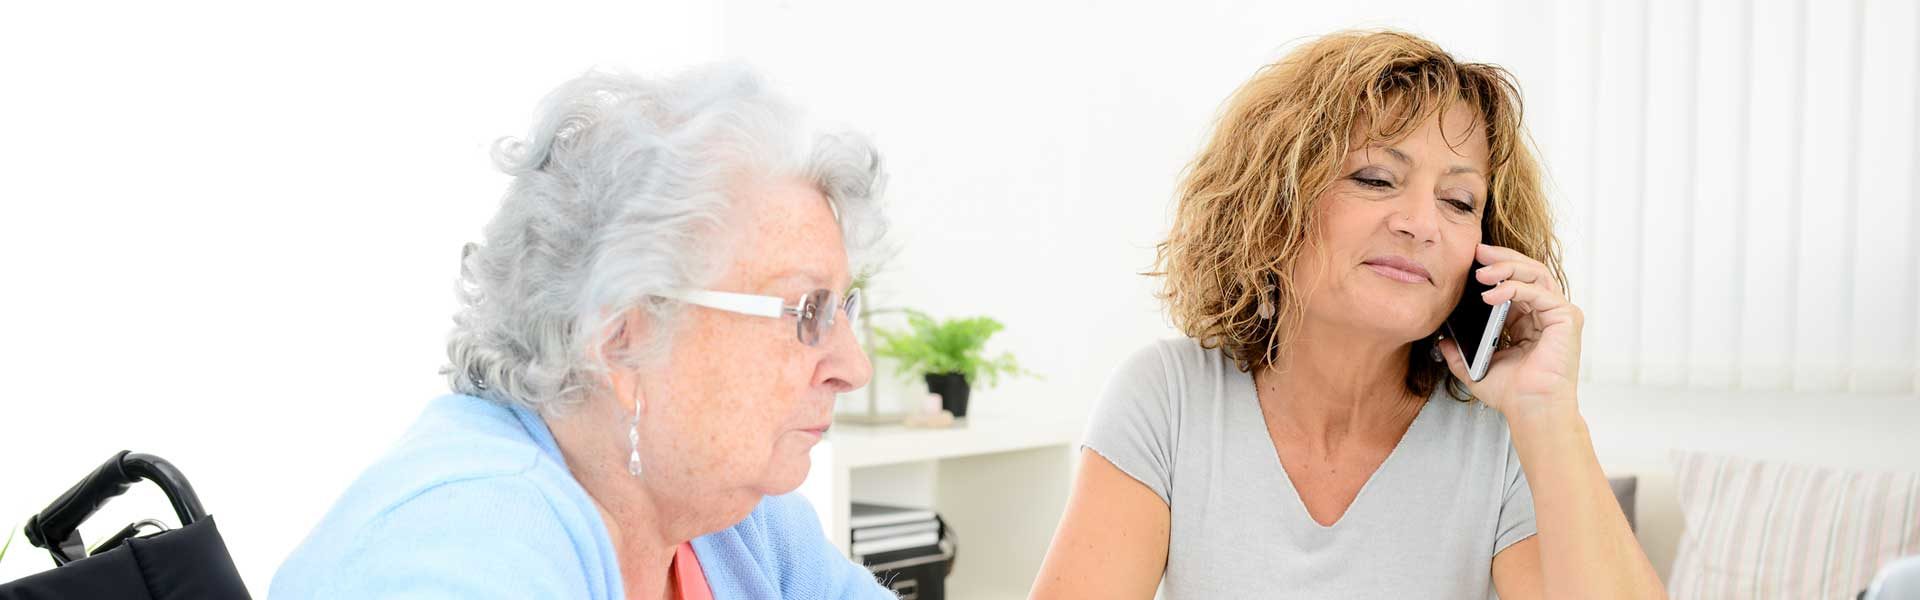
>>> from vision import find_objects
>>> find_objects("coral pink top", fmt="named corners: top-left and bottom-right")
top-left (673, 541), bottom-right (713, 600)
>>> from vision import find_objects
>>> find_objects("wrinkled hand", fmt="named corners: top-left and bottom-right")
top-left (1440, 244), bottom-right (1582, 421)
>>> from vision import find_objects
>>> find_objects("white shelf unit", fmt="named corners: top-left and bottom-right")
top-left (800, 412), bottom-right (1082, 599)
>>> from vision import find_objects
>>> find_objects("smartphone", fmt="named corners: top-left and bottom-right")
top-left (1445, 260), bottom-right (1510, 382)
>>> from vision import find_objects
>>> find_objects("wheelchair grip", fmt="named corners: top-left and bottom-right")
top-left (22, 450), bottom-right (207, 565)
top-left (24, 450), bottom-right (139, 553)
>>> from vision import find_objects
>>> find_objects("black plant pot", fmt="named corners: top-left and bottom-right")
top-left (924, 372), bottom-right (972, 418)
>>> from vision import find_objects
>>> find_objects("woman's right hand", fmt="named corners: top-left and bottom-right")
top-left (1440, 243), bottom-right (1583, 425)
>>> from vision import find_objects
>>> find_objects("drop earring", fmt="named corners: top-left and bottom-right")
top-left (1430, 335), bottom-right (1446, 363)
top-left (1256, 284), bottom-right (1277, 320)
top-left (626, 393), bottom-right (644, 477)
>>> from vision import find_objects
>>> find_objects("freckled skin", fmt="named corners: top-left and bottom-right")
top-left (629, 176), bottom-right (871, 526)
top-left (545, 176), bottom-right (872, 598)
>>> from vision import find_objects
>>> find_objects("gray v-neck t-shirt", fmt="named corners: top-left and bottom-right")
top-left (1084, 338), bottom-right (1537, 599)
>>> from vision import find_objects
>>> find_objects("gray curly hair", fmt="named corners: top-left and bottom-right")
top-left (445, 65), bottom-right (886, 413)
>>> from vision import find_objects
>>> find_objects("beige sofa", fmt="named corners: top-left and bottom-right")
top-left (1580, 383), bottom-right (1920, 579)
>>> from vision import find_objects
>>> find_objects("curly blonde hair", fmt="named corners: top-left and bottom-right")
top-left (1151, 29), bottom-right (1565, 399)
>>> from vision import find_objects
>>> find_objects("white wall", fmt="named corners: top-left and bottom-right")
top-left (0, 1), bottom-right (722, 592)
top-left (4, 0), bottom-right (1915, 593)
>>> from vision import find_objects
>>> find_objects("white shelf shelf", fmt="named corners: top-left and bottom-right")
top-left (823, 413), bottom-right (1084, 469)
top-left (800, 411), bottom-right (1083, 598)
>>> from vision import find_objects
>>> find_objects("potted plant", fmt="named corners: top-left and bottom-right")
top-left (871, 310), bottom-right (1032, 417)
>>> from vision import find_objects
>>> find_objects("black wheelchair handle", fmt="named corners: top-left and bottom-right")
top-left (23, 450), bottom-right (209, 564)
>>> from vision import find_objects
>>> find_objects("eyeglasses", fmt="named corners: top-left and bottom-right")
top-left (654, 287), bottom-right (861, 347)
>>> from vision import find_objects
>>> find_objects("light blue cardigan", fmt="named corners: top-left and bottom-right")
top-left (270, 394), bottom-right (895, 599)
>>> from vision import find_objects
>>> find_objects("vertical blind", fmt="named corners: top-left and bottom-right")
top-left (1535, 0), bottom-right (1918, 393)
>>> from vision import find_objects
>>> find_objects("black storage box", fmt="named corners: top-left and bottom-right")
top-left (858, 517), bottom-right (955, 600)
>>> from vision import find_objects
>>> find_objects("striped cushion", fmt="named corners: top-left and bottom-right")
top-left (1668, 451), bottom-right (1920, 599)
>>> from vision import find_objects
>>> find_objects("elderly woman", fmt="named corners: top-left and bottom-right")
top-left (1033, 31), bottom-right (1665, 599)
top-left (270, 66), bottom-right (895, 599)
